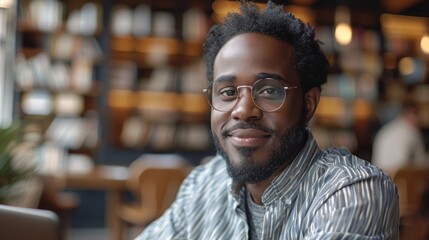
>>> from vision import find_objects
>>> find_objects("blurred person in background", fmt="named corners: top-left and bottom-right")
top-left (372, 97), bottom-right (428, 177)
top-left (136, 1), bottom-right (399, 239)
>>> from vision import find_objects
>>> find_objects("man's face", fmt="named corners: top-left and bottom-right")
top-left (211, 33), bottom-right (308, 184)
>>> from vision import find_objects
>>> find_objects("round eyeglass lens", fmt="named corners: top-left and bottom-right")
top-left (206, 81), bottom-right (238, 112)
top-left (252, 79), bottom-right (286, 111)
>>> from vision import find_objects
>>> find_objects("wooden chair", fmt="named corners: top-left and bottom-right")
top-left (393, 167), bottom-right (429, 240)
top-left (394, 167), bottom-right (429, 216)
top-left (119, 157), bottom-right (191, 237)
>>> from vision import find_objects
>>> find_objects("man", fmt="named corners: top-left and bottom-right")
top-left (372, 97), bottom-right (428, 177)
top-left (136, 2), bottom-right (399, 239)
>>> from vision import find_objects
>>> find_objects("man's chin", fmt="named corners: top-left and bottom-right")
top-left (225, 154), bottom-right (275, 184)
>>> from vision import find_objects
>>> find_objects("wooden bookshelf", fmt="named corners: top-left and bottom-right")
top-left (15, 0), bottom-right (104, 163)
top-left (107, 1), bottom-right (212, 153)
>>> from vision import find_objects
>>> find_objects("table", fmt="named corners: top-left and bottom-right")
top-left (65, 165), bottom-right (129, 240)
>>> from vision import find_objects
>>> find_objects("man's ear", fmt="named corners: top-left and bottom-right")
top-left (304, 87), bottom-right (321, 124)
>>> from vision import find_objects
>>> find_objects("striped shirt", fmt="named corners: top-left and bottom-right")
top-left (136, 132), bottom-right (400, 240)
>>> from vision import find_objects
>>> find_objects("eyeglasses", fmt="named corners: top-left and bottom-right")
top-left (203, 78), bottom-right (298, 112)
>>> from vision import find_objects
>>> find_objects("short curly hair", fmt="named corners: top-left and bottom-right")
top-left (203, 1), bottom-right (328, 92)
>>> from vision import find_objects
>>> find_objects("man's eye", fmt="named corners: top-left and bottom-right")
top-left (262, 88), bottom-right (277, 94)
top-left (218, 88), bottom-right (238, 99)
top-left (258, 86), bottom-right (280, 97)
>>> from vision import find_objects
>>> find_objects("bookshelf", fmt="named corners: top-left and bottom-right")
top-left (15, 0), bottom-right (104, 168)
top-left (14, 0), bottom-right (215, 167)
top-left (107, 1), bottom-right (212, 157)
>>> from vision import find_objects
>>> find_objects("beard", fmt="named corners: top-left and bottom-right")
top-left (212, 118), bottom-right (307, 185)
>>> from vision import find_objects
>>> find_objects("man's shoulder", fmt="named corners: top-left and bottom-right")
top-left (305, 147), bottom-right (397, 205)
top-left (316, 147), bottom-right (391, 182)
top-left (319, 147), bottom-right (370, 166)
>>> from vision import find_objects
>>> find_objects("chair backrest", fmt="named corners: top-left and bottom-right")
top-left (127, 157), bottom-right (190, 219)
top-left (0, 204), bottom-right (61, 240)
top-left (393, 167), bottom-right (429, 216)
top-left (138, 167), bottom-right (188, 215)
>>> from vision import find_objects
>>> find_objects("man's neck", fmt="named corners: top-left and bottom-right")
top-left (246, 182), bottom-right (271, 205)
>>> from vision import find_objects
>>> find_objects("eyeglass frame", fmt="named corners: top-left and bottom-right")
top-left (202, 78), bottom-right (299, 112)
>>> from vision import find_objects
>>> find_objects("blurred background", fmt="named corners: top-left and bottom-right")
top-left (0, 0), bottom-right (428, 239)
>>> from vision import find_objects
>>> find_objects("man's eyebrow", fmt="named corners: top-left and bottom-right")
top-left (213, 75), bottom-right (236, 83)
top-left (256, 73), bottom-right (289, 83)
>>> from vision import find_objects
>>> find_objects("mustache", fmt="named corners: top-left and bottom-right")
top-left (221, 122), bottom-right (275, 138)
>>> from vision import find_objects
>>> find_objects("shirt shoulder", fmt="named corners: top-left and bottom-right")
top-left (316, 147), bottom-right (393, 185)
top-left (299, 148), bottom-right (400, 239)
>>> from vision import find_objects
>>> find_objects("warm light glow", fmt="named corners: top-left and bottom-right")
top-left (334, 5), bottom-right (352, 46)
top-left (335, 23), bottom-right (352, 45)
top-left (421, 34), bottom-right (429, 54)
top-left (0, 0), bottom-right (14, 8)
top-left (399, 57), bottom-right (415, 76)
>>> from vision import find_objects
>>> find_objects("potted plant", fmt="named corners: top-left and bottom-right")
top-left (0, 123), bottom-right (37, 205)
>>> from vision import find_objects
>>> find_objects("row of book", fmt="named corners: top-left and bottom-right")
top-left (15, 52), bottom-right (95, 93)
top-left (111, 4), bottom-right (209, 41)
top-left (44, 112), bottom-right (99, 150)
top-left (109, 59), bottom-right (207, 93)
top-left (20, 0), bottom-right (102, 36)
top-left (120, 114), bottom-right (210, 151)
top-left (19, 1), bottom-right (208, 40)
top-left (317, 26), bottom-right (382, 54)
top-left (323, 73), bottom-right (378, 101)
top-left (49, 34), bottom-right (103, 61)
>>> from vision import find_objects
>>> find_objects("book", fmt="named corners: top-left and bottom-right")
top-left (133, 4), bottom-right (151, 38)
top-left (111, 5), bottom-right (133, 36)
top-left (152, 11), bottom-right (175, 38)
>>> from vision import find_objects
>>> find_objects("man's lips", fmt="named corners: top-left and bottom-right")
top-left (227, 128), bottom-right (271, 147)
top-left (228, 128), bottom-right (271, 138)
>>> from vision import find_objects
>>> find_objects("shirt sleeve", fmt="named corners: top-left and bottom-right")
top-left (133, 203), bottom-right (187, 240)
top-left (304, 175), bottom-right (400, 240)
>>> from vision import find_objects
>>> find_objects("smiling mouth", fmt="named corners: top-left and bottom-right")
top-left (227, 128), bottom-right (271, 148)
top-left (229, 128), bottom-right (271, 138)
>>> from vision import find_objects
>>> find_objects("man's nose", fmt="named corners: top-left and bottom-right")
top-left (231, 87), bottom-right (262, 121)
